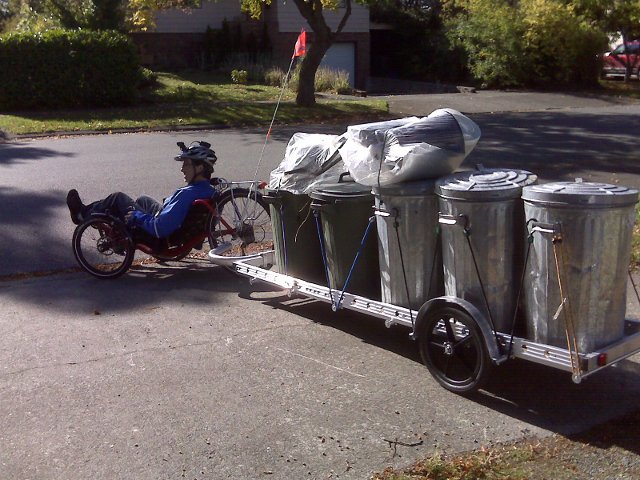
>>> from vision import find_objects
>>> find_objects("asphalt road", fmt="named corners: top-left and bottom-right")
top-left (1, 92), bottom-right (640, 479)
top-left (2, 94), bottom-right (640, 277)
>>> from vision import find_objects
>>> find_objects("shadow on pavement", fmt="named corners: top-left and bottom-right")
top-left (0, 187), bottom-right (70, 274)
top-left (568, 407), bottom-right (640, 457)
top-left (260, 293), bottom-right (422, 363)
top-left (0, 142), bottom-right (75, 165)
top-left (479, 358), bottom-right (640, 437)
top-left (465, 111), bottom-right (640, 187)
top-left (1, 261), bottom-right (246, 313)
top-left (253, 288), bottom-right (640, 450)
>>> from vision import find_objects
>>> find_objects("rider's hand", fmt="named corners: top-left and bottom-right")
top-left (124, 209), bottom-right (136, 226)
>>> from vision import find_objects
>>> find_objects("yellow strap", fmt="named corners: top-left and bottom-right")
top-left (552, 237), bottom-right (581, 378)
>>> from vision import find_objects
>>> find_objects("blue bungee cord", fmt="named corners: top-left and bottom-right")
top-left (333, 215), bottom-right (376, 311)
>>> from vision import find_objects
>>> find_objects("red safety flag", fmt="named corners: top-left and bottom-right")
top-left (292, 29), bottom-right (306, 59)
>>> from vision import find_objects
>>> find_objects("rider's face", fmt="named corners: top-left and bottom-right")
top-left (181, 159), bottom-right (202, 183)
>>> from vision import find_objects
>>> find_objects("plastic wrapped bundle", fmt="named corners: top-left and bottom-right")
top-left (341, 109), bottom-right (481, 186)
top-left (339, 117), bottom-right (418, 187)
top-left (269, 133), bottom-right (346, 194)
top-left (346, 117), bottom-right (419, 147)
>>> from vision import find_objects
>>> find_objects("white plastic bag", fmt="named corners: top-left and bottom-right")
top-left (340, 109), bottom-right (481, 186)
top-left (269, 133), bottom-right (346, 194)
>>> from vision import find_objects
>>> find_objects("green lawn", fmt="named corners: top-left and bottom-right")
top-left (0, 71), bottom-right (389, 136)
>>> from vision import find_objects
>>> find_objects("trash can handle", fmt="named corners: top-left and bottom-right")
top-left (374, 208), bottom-right (391, 217)
top-left (338, 172), bottom-right (352, 183)
top-left (310, 199), bottom-right (329, 210)
top-left (438, 213), bottom-right (468, 228)
top-left (529, 221), bottom-right (562, 236)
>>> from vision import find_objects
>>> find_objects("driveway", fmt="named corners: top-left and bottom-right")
top-left (2, 265), bottom-right (640, 479)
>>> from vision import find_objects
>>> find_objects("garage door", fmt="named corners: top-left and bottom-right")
top-left (320, 43), bottom-right (355, 87)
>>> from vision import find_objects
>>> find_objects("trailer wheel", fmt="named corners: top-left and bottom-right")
top-left (418, 306), bottom-right (491, 394)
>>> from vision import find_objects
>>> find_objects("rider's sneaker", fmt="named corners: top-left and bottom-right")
top-left (66, 189), bottom-right (86, 225)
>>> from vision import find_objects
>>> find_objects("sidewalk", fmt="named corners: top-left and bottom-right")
top-left (377, 89), bottom-right (640, 116)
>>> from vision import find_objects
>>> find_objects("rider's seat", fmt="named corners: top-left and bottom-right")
top-left (165, 198), bottom-right (216, 248)
top-left (132, 198), bottom-right (217, 253)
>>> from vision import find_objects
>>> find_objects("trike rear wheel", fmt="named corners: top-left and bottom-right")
top-left (72, 216), bottom-right (134, 279)
top-left (418, 306), bottom-right (491, 394)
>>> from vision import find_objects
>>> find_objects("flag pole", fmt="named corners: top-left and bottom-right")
top-left (251, 29), bottom-right (306, 190)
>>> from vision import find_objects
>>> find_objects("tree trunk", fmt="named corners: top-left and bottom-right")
top-left (296, 32), bottom-right (331, 107)
top-left (292, 0), bottom-right (352, 107)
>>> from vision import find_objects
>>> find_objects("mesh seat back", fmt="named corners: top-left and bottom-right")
top-left (166, 202), bottom-right (212, 247)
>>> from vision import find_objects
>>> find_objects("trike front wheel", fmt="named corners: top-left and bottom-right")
top-left (72, 215), bottom-right (134, 279)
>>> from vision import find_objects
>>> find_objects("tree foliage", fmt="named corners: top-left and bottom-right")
top-left (445, 0), bottom-right (607, 88)
top-left (571, 0), bottom-right (640, 81)
top-left (570, 0), bottom-right (640, 40)
top-left (6, 0), bottom-right (198, 32)
top-left (369, 0), bottom-right (467, 82)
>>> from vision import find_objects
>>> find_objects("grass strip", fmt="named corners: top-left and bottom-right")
top-left (373, 409), bottom-right (640, 480)
top-left (0, 99), bottom-right (388, 136)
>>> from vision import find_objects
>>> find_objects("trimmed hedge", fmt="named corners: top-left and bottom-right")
top-left (0, 29), bottom-right (142, 110)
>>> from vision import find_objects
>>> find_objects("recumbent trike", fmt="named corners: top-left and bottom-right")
top-left (71, 157), bottom-right (272, 279)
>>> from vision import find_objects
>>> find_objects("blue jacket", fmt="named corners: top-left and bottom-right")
top-left (127, 180), bottom-right (216, 238)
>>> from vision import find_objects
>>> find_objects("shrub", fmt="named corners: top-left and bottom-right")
top-left (138, 67), bottom-right (158, 89)
top-left (230, 69), bottom-right (248, 84)
top-left (264, 67), bottom-right (285, 87)
top-left (448, 0), bottom-right (607, 88)
top-left (447, 0), bottom-right (525, 88)
top-left (221, 52), bottom-right (273, 83)
top-left (0, 29), bottom-right (141, 110)
top-left (520, 0), bottom-right (605, 87)
top-left (370, 2), bottom-right (468, 83)
top-left (288, 65), bottom-right (353, 94)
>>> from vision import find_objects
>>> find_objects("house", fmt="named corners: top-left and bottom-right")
top-left (130, 0), bottom-right (370, 89)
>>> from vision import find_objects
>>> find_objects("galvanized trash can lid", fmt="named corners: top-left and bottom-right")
top-left (436, 168), bottom-right (538, 200)
top-left (522, 180), bottom-right (639, 207)
top-left (372, 179), bottom-right (438, 197)
top-left (310, 180), bottom-right (373, 202)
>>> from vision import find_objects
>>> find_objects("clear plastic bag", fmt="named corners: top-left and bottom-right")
top-left (340, 109), bottom-right (481, 186)
top-left (268, 133), bottom-right (346, 194)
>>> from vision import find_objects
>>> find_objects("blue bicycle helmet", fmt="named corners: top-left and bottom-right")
top-left (175, 141), bottom-right (217, 166)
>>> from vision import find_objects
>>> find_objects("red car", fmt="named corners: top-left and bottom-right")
top-left (602, 40), bottom-right (640, 80)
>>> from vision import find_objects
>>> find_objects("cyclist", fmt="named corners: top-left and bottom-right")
top-left (66, 141), bottom-right (217, 239)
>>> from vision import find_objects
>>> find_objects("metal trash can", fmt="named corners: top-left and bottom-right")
top-left (436, 169), bottom-right (538, 334)
top-left (310, 179), bottom-right (380, 299)
top-left (522, 181), bottom-right (638, 352)
top-left (373, 180), bottom-right (443, 310)
top-left (263, 188), bottom-right (326, 284)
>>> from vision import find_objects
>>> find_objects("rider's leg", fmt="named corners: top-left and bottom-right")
top-left (84, 192), bottom-right (138, 221)
top-left (134, 195), bottom-right (162, 216)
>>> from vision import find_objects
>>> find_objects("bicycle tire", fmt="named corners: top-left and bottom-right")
top-left (210, 188), bottom-right (272, 257)
top-left (72, 215), bottom-right (135, 279)
top-left (417, 306), bottom-right (491, 394)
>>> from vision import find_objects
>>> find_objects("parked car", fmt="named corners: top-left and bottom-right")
top-left (602, 40), bottom-right (640, 80)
